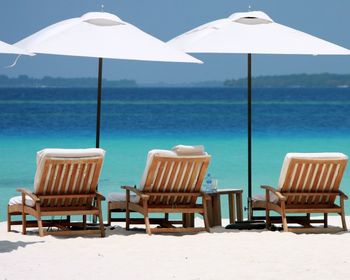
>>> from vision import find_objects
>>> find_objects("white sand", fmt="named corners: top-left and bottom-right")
top-left (1, 217), bottom-right (350, 280)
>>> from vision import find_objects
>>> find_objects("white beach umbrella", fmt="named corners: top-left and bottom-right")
top-left (168, 10), bottom-right (350, 220)
top-left (0, 39), bottom-right (32, 55)
top-left (15, 11), bottom-right (202, 147)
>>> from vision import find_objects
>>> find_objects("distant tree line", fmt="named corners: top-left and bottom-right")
top-left (224, 73), bottom-right (350, 88)
top-left (0, 75), bottom-right (137, 87)
top-left (1, 73), bottom-right (350, 88)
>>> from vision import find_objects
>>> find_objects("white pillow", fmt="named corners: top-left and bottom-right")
top-left (171, 145), bottom-right (205, 156)
top-left (9, 195), bottom-right (35, 207)
top-left (107, 192), bottom-right (139, 203)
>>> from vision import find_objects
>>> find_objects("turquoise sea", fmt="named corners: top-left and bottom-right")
top-left (1, 87), bottom-right (350, 221)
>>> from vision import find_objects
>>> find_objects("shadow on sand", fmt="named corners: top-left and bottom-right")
top-left (8, 221), bottom-right (349, 240)
top-left (0, 240), bottom-right (45, 253)
top-left (108, 222), bottom-right (350, 236)
top-left (105, 224), bottom-right (268, 236)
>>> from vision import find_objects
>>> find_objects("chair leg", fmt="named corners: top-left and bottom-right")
top-left (324, 213), bottom-right (328, 228)
top-left (125, 209), bottom-right (130, 230)
top-left (22, 213), bottom-right (27, 235)
top-left (340, 196), bottom-right (348, 231)
top-left (202, 197), bottom-right (210, 232)
top-left (83, 215), bottom-right (87, 230)
top-left (107, 202), bottom-right (111, 226)
top-left (282, 215), bottom-right (288, 232)
top-left (340, 196), bottom-right (347, 231)
top-left (341, 213), bottom-right (347, 231)
top-left (33, 202), bottom-right (44, 237)
top-left (203, 199), bottom-right (210, 232)
top-left (98, 213), bottom-right (105, 237)
top-left (281, 202), bottom-right (288, 232)
top-left (7, 206), bottom-right (11, 232)
top-left (182, 213), bottom-right (187, 227)
top-left (21, 194), bottom-right (27, 235)
top-left (37, 217), bottom-right (44, 237)
top-left (126, 190), bottom-right (130, 230)
top-left (189, 214), bottom-right (195, 227)
top-left (96, 198), bottom-right (105, 237)
top-left (266, 208), bottom-right (271, 229)
top-left (144, 213), bottom-right (152, 235)
top-left (183, 213), bottom-right (195, 228)
top-left (142, 199), bottom-right (151, 235)
top-left (307, 213), bottom-right (311, 222)
top-left (266, 206), bottom-right (271, 229)
top-left (265, 190), bottom-right (271, 229)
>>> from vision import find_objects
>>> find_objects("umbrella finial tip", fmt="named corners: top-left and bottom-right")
top-left (248, 5), bottom-right (251, 11)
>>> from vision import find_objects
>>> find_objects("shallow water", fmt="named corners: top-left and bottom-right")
top-left (1, 87), bottom-right (350, 221)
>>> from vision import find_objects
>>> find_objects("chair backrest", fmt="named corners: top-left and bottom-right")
top-left (278, 153), bottom-right (348, 205)
top-left (33, 148), bottom-right (105, 207)
top-left (141, 150), bottom-right (211, 206)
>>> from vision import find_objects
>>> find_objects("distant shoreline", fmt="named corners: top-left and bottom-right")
top-left (1, 73), bottom-right (350, 88)
top-left (1, 86), bottom-right (350, 89)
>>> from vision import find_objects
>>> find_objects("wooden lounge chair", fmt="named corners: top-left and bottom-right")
top-left (7, 148), bottom-right (106, 237)
top-left (108, 149), bottom-right (211, 234)
top-left (252, 153), bottom-right (348, 233)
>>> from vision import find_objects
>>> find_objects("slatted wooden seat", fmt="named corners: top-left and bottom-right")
top-left (252, 153), bottom-right (348, 233)
top-left (7, 148), bottom-right (106, 237)
top-left (116, 151), bottom-right (211, 235)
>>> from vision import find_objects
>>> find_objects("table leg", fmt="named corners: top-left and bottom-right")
top-left (206, 198), bottom-right (214, 227)
top-left (236, 193), bottom-right (243, 222)
top-left (228, 194), bottom-right (236, 224)
top-left (212, 194), bottom-right (222, 226)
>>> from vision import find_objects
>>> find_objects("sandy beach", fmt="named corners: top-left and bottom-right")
top-left (1, 216), bottom-right (350, 280)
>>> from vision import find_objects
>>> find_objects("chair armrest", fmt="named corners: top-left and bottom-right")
top-left (121, 186), bottom-right (149, 199)
top-left (261, 185), bottom-right (286, 201)
top-left (200, 191), bottom-right (212, 200)
top-left (339, 190), bottom-right (348, 200)
top-left (95, 192), bottom-right (106, 201)
top-left (16, 188), bottom-right (40, 202)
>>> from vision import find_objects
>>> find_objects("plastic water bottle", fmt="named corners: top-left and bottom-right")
top-left (205, 173), bottom-right (212, 192)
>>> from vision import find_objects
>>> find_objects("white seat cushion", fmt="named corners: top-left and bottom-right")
top-left (34, 148), bottom-right (105, 193)
top-left (9, 195), bottom-right (35, 207)
top-left (107, 192), bottom-right (139, 203)
top-left (278, 152), bottom-right (348, 189)
top-left (252, 193), bottom-right (279, 203)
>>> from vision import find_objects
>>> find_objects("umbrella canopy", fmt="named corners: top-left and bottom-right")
top-left (16, 11), bottom-right (201, 63)
top-left (168, 10), bottom-right (350, 220)
top-left (168, 11), bottom-right (350, 55)
top-left (15, 11), bottom-right (202, 147)
top-left (0, 40), bottom-right (33, 55)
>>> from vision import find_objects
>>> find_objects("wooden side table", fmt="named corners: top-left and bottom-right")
top-left (206, 188), bottom-right (243, 227)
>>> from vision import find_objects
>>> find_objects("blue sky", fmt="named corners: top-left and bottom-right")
top-left (1, 0), bottom-right (350, 83)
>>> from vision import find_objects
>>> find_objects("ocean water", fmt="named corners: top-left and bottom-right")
top-left (1, 87), bottom-right (350, 221)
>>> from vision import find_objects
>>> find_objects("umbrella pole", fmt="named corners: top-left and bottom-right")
top-left (96, 57), bottom-right (103, 148)
top-left (92, 57), bottom-right (103, 224)
top-left (247, 53), bottom-right (252, 220)
top-left (226, 53), bottom-right (266, 230)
